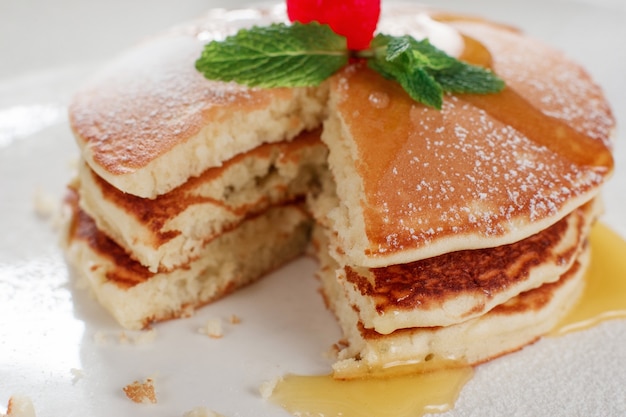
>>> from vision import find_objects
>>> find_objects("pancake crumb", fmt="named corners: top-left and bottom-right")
top-left (33, 188), bottom-right (64, 231)
top-left (2, 396), bottom-right (36, 417)
top-left (93, 329), bottom-right (157, 345)
top-left (70, 368), bottom-right (85, 385)
top-left (123, 378), bottom-right (157, 404)
top-left (259, 377), bottom-right (282, 400)
top-left (33, 188), bottom-right (58, 219)
top-left (93, 330), bottom-right (108, 346)
top-left (229, 314), bottom-right (241, 324)
top-left (181, 406), bottom-right (225, 417)
top-left (198, 318), bottom-right (223, 338)
top-left (119, 329), bottom-right (158, 345)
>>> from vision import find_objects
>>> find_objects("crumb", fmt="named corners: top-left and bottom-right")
top-left (229, 314), bottom-right (241, 325)
top-left (93, 330), bottom-right (108, 346)
top-left (33, 188), bottom-right (59, 220)
top-left (259, 377), bottom-right (282, 400)
top-left (33, 188), bottom-right (66, 231)
top-left (181, 406), bottom-right (225, 417)
top-left (119, 329), bottom-right (157, 345)
top-left (2, 395), bottom-right (36, 417)
top-left (198, 318), bottom-right (223, 339)
top-left (93, 329), bottom-right (157, 346)
top-left (123, 378), bottom-right (157, 404)
top-left (118, 331), bottom-right (130, 344)
top-left (133, 329), bottom-right (157, 344)
top-left (70, 368), bottom-right (84, 385)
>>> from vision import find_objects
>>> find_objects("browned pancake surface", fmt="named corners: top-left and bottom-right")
top-left (359, 254), bottom-right (584, 343)
top-left (330, 35), bottom-right (612, 262)
top-left (88, 130), bottom-right (323, 248)
top-left (346, 208), bottom-right (576, 314)
top-left (66, 191), bottom-right (153, 288)
top-left (69, 34), bottom-right (293, 176)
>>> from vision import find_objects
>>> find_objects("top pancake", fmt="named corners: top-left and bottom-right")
top-left (69, 6), bottom-right (325, 198)
top-left (321, 11), bottom-right (614, 268)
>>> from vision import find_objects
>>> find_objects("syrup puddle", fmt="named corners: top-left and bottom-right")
top-left (550, 222), bottom-right (626, 336)
top-left (270, 367), bottom-right (473, 417)
top-left (269, 223), bottom-right (626, 417)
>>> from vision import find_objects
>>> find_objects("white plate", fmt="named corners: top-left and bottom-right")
top-left (1, 1), bottom-right (626, 416)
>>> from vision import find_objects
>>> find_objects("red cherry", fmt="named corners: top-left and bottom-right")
top-left (286, 0), bottom-right (381, 50)
top-left (323, 0), bottom-right (380, 50)
top-left (286, 0), bottom-right (322, 24)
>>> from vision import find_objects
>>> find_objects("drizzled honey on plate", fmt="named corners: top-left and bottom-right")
top-left (551, 223), bottom-right (626, 336)
top-left (270, 367), bottom-right (473, 417)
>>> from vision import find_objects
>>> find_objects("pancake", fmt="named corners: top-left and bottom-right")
top-left (68, 7), bottom-right (327, 199)
top-left (314, 223), bottom-right (590, 379)
top-left (63, 189), bottom-right (312, 330)
top-left (318, 10), bottom-right (613, 269)
top-left (77, 130), bottom-right (326, 272)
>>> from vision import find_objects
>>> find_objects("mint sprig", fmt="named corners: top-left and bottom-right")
top-left (367, 35), bottom-right (505, 109)
top-left (195, 22), bottom-right (348, 88)
top-left (195, 22), bottom-right (505, 109)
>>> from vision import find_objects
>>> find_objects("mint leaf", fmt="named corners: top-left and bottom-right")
top-left (366, 34), bottom-right (504, 109)
top-left (435, 62), bottom-right (506, 94)
top-left (387, 36), bottom-right (455, 71)
top-left (195, 23), bottom-right (505, 109)
top-left (368, 35), bottom-right (445, 108)
top-left (195, 22), bottom-right (348, 88)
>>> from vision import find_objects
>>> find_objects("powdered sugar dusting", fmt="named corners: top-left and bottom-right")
top-left (373, 97), bottom-right (605, 251)
top-left (327, 13), bottom-right (614, 261)
top-left (334, 50), bottom-right (610, 259)
top-left (70, 15), bottom-right (272, 174)
top-left (453, 22), bottom-right (615, 149)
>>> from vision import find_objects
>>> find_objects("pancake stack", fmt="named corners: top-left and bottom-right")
top-left (63, 4), bottom-right (615, 377)
top-left (63, 10), bottom-right (329, 329)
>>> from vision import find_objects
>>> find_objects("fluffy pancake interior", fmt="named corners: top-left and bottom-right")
top-left (77, 130), bottom-right (327, 272)
top-left (63, 190), bottom-right (312, 330)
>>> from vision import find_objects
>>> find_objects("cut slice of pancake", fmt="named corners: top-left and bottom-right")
top-left (77, 130), bottom-right (326, 272)
top-left (320, 13), bottom-right (613, 269)
top-left (63, 190), bottom-right (312, 330)
top-left (314, 224), bottom-right (590, 379)
top-left (335, 200), bottom-right (598, 334)
top-left (68, 7), bottom-right (326, 199)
